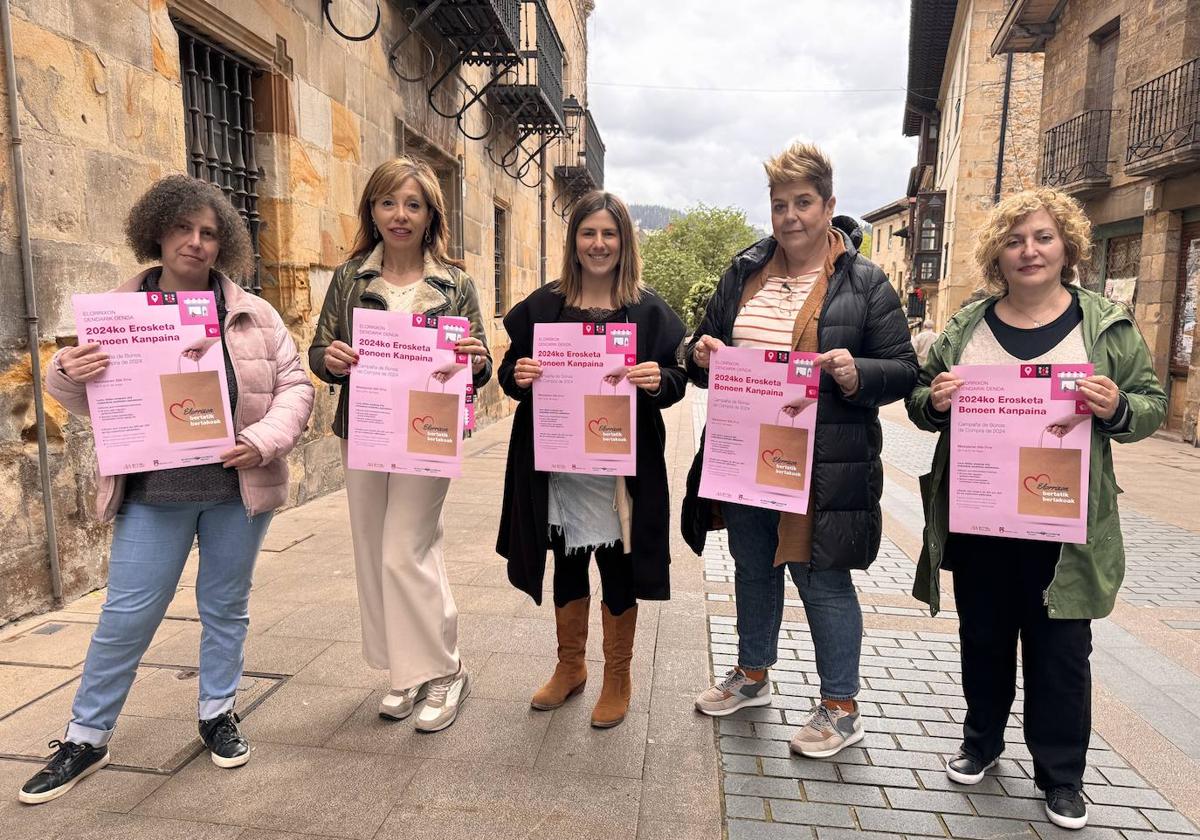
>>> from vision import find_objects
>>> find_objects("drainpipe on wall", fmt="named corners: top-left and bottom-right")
top-left (993, 52), bottom-right (1014, 204)
top-left (2, 0), bottom-right (64, 604)
top-left (538, 149), bottom-right (547, 286)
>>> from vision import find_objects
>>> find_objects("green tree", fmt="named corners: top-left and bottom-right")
top-left (683, 275), bottom-right (718, 330)
top-left (640, 204), bottom-right (760, 323)
top-left (859, 230), bottom-right (872, 258)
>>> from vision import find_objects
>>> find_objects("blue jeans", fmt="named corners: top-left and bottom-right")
top-left (723, 502), bottom-right (863, 700)
top-left (66, 500), bottom-right (273, 746)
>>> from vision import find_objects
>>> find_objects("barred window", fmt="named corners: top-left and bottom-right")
top-left (494, 204), bottom-right (508, 316)
top-left (177, 23), bottom-right (264, 292)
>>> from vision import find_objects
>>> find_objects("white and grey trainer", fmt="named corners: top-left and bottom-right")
top-left (694, 668), bottom-right (771, 717)
top-left (379, 683), bottom-right (427, 721)
top-left (789, 703), bottom-right (864, 758)
top-left (414, 665), bottom-right (470, 732)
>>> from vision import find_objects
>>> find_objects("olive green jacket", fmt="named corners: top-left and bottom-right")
top-left (905, 287), bottom-right (1167, 619)
top-left (308, 245), bottom-right (492, 438)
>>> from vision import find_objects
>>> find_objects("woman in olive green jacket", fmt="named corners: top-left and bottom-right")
top-left (905, 188), bottom-right (1166, 830)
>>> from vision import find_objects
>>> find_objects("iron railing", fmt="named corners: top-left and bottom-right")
top-left (1041, 109), bottom-right (1113, 189)
top-left (582, 108), bottom-right (604, 189)
top-left (417, 0), bottom-right (521, 66)
top-left (1127, 57), bottom-right (1200, 166)
top-left (178, 25), bottom-right (263, 293)
top-left (491, 0), bottom-right (565, 130)
top-left (906, 292), bottom-right (927, 320)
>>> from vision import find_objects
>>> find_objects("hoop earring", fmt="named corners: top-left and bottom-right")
top-left (373, 224), bottom-right (380, 240)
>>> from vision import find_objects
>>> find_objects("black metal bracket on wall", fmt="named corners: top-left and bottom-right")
top-left (322, 0), bottom-right (382, 41)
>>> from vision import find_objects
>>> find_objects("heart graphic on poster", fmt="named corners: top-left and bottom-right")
top-left (1023, 473), bottom-right (1050, 495)
top-left (761, 448), bottom-right (784, 468)
top-left (588, 417), bottom-right (608, 437)
top-left (411, 415), bottom-right (434, 436)
top-left (169, 399), bottom-right (196, 421)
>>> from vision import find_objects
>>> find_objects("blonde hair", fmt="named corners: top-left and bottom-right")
top-left (556, 191), bottom-right (644, 308)
top-left (974, 187), bottom-right (1092, 294)
top-left (350, 156), bottom-right (464, 269)
top-left (764, 141), bottom-right (834, 201)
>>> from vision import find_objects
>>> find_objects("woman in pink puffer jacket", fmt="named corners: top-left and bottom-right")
top-left (20, 176), bottom-right (313, 806)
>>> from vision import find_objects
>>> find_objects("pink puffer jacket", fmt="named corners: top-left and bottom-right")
top-left (46, 269), bottom-right (315, 520)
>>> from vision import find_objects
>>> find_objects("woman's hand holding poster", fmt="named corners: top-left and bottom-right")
top-left (949, 363), bottom-right (1093, 544)
top-left (347, 308), bottom-right (471, 478)
top-left (533, 322), bottom-right (638, 475)
top-left (72, 290), bottom-right (235, 476)
top-left (699, 347), bottom-right (820, 513)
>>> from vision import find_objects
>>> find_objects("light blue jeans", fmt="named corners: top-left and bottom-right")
top-left (723, 502), bottom-right (863, 700)
top-left (66, 500), bottom-right (273, 747)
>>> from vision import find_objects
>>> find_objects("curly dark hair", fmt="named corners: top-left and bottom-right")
top-left (125, 175), bottom-right (254, 278)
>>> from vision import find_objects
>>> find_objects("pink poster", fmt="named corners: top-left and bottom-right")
top-left (949, 363), bottom-right (1093, 544)
top-left (347, 308), bottom-right (470, 478)
top-left (699, 347), bottom-right (820, 514)
top-left (71, 290), bottom-right (235, 476)
top-left (533, 321), bottom-right (638, 476)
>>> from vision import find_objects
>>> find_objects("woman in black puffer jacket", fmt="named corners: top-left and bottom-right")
top-left (684, 142), bottom-right (916, 759)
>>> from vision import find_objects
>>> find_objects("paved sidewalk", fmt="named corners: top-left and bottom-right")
top-left (701, 397), bottom-right (1200, 840)
top-left (0, 395), bottom-right (718, 840)
top-left (2, 391), bottom-right (1199, 840)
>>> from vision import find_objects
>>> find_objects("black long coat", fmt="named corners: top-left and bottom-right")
top-left (681, 218), bottom-right (918, 571)
top-left (496, 284), bottom-right (687, 603)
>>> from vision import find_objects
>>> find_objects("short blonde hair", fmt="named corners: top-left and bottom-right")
top-left (975, 187), bottom-right (1092, 294)
top-left (764, 141), bottom-right (833, 201)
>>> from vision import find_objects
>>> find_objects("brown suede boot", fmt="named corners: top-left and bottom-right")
top-left (591, 602), bottom-right (638, 728)
top-left (530, 596), bottom-right (590, 710)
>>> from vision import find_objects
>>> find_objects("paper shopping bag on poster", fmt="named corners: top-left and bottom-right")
top-left (407, 381), bottom-right (460, 457)
top-left (583, 385), bottom-right (632, 455)
top-left (1017, 432), bottom-right (1083, 519)
top-left (160, 359), bottom-right (230, 444)
top-left (756, 412), bottom-right (809, 491)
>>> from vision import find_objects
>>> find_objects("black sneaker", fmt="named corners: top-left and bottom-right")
top-left (945, 751), bottom-right (998, 784)
top-left (1045, 786), bottom-right (1088, 830)
top-left (198, 710), bottom-right (250, 768)
top-left (18, 740), bottom-right (110, 805)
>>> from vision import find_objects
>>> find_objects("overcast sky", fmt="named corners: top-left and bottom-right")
top-left (585, 0), bottom-right (918, 230)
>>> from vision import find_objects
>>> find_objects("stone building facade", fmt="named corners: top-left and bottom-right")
top-left (994, 0), bottom-right (1200, 439)
top-left (902, 0), bottom-right (1043, 329)
top-left (0, 0), bottom-right (602, 622)
top-left (860, 198), bottom-right (914, 328)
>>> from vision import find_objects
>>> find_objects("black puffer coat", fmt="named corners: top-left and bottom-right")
top-left (681, 217), bottom-right (918, 571)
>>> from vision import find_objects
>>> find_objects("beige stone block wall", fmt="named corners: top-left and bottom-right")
top-left (0, 0), bottom-right (586, 623)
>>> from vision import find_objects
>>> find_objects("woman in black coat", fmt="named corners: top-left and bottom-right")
top-left (497, 191), bottom-right (686, 729)
top-left (683, 142), bottom-right (917, 759)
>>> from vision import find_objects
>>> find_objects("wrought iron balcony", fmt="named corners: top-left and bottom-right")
top-left (1041, 110), bottom-right (1113, 194)
top-left (906, 292), bottom-right (927, 321)
top-left (491, 0), bottom-right (565, 131)
top-left (554, 106), bottom-right (605, 213)
top-left (1126, 57), bottom-right (1200, 177)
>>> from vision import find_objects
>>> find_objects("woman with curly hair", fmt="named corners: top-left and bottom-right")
top-left (906, 187), bottom-right (1166, 829)
top-left (309, 157), bottom-right (491, 732)
top-left (21, 175), bottom-right (314, 805)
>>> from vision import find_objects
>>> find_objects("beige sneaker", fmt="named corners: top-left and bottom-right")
top-left (379, 684), bottom-right (426, 721)
top-left (789, 703), bottom-right (864, 758)
top-left (415, 665), bottom-right (470, 733)
top-left (695, 668), bottom-right (771, 717)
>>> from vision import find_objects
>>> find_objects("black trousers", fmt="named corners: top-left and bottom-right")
top-left (549, 530), bottom-right (636, 616)
top-left (948, 535), bottom-right (1092, 791)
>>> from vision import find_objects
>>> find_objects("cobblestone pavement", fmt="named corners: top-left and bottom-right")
top-left (697, 398), bottom-right (1200, 839)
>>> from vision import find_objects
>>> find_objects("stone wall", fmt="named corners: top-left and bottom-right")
top-left (933, 0), bottom-right (1043, 327)
top-left (0, 0), bottom-right (591, 623)
top-left (1038, 0), bottom-right (1200, 438)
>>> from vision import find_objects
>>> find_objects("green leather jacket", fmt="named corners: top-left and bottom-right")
top-left (308, 246), bottom-right (492, 438)
top-left (905, 287), bottom-right (1167, 619)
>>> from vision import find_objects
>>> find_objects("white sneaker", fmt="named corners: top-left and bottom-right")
top-left (379, 683), bottom-right (426, 721)
top-left (415, 665), bottom-right (470, 732)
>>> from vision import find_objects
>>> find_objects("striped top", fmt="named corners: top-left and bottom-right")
top-left (732, 271), bottom-right (819, 350)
